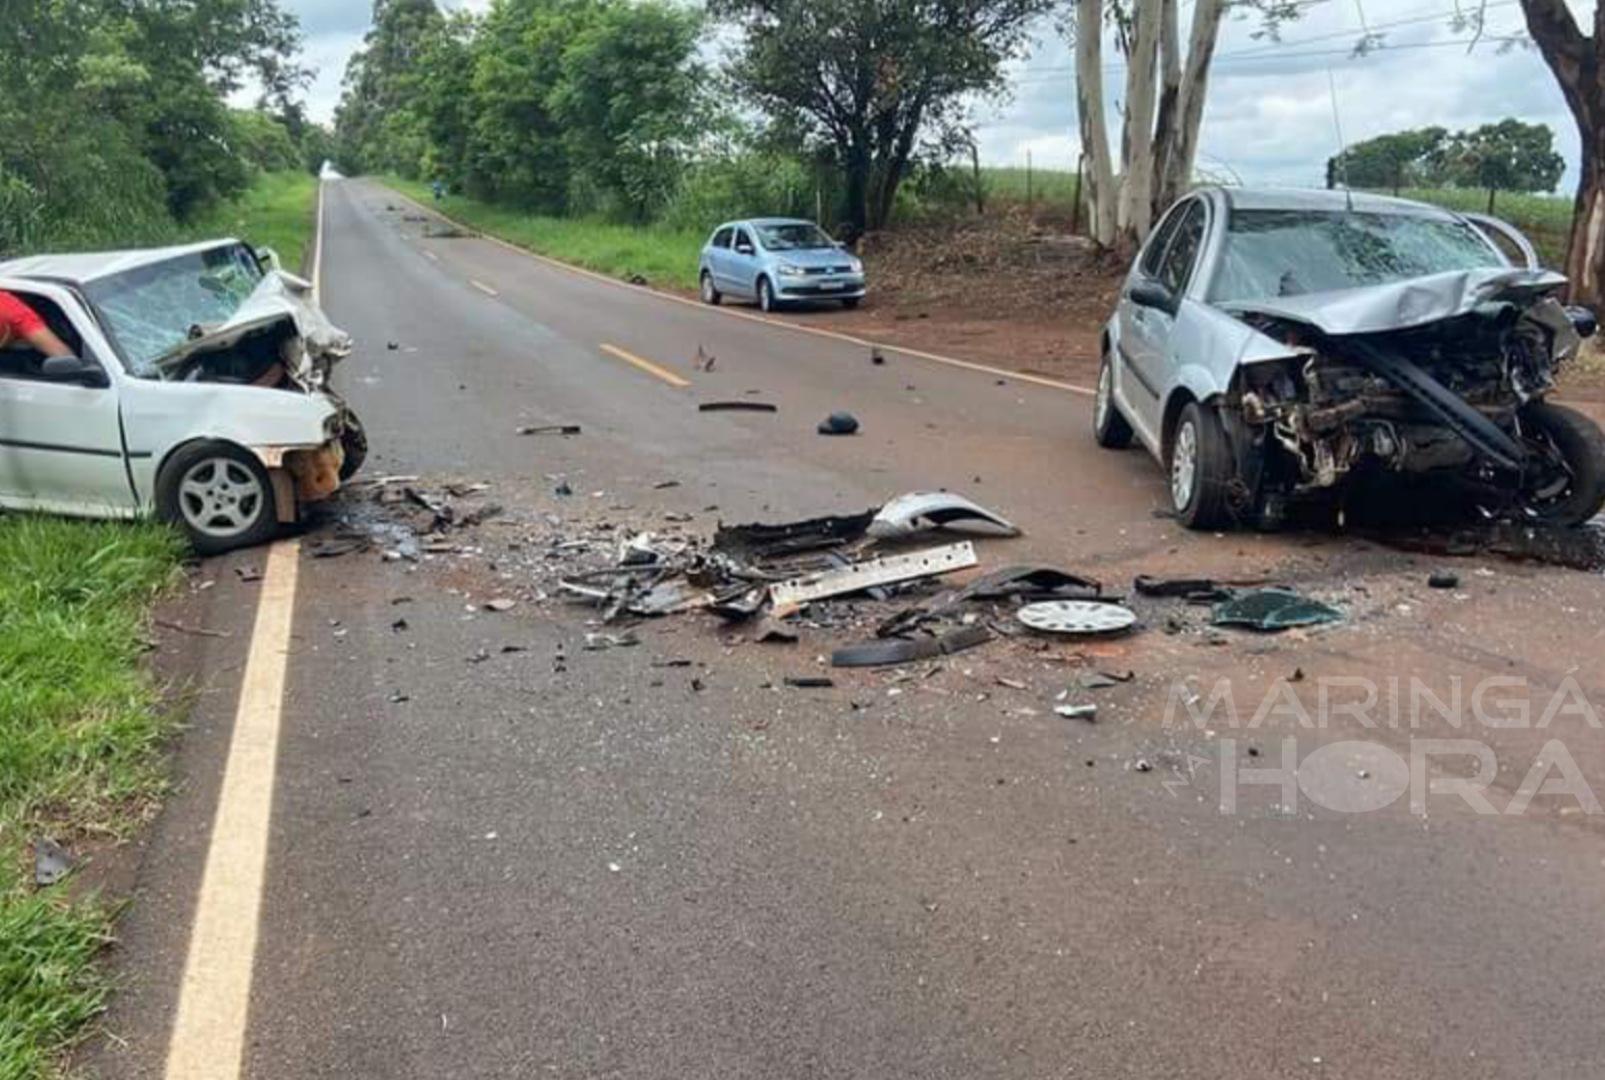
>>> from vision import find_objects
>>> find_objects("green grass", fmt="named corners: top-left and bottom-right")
top-left (186, 170), bottom-right (320, 273)
top-left (383, 176), bottom-right (705, 290)
top-left (0, 517), bottom-right (181, 1079)
top-left (1391, 187), bottom-right (1572, 268)
top-left (977, 166), bottom-right (1084, 211)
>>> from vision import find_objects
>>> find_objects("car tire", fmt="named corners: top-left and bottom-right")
top-left (1517, 401), bottom-right (1605, 526)
top-left (700, 271), bottom-right (721, 306)
top-left (156, 440), bottom-right (280, 556)
top-left (841, 297), bottom-right (860, 310)
top-left (1093, 350), bottom-right (1134, 449)
top-left (1170, 401), bottom-right (1234, 530)
top-left (339, 409), bottom-right (368, 481)
top-left (757, 276), bottom-right (777, 313)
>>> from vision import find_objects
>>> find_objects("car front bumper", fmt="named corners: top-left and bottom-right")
top-left (776, 274), bottom-right (865, 299)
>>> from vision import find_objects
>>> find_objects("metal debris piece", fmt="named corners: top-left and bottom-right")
top-left (831, 624), bottom-right (992, 667)
top-left (694, 345), bottom-right (716, 371)
top-left (713, 510), bottom-right (875, 559)
top-left (583, 631), bottom-right (639, 650)
top-left (1017, 600), bottom-right (1138, 636)
top-left (817, 411), bottom-right (860, 435)
top-left (867, 491), bottom-right (1020, 540)
top-left (34, 837), bottom-right (73, 886)
top-left (1211, 590), bottom-right (1342, 631)
top-left (770, 541), bottom-right (978, 616)
top-left (699, 401), bottom-right (777, 413)
top-left (754, 617), bottom-right (799, 643)
top-left (234, 565), bottom-right (263, 583)
top-left (516, 424), bottom-right (582, 436)
top-left (1054, 704), bottom-right (1098, 721)
top-left (784, 675), bottom-right (835, 688)
top-left (876, 564), bottom-right (1102, 638)
top-left (1133, 574), bottom-right (1234, 602)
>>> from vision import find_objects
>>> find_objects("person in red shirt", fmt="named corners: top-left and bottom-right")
top-left (0, 290), bottom-right (73, 359)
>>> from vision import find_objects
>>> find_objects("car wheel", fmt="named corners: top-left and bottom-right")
top-left (758, 276), bottom-right (777, 313)
top-left (700, 271), bottom-right (721, 306)
top-left (1170, 401), bottom-right (1234, 529)
top-left (157, 440), bottom-right (279, 556)
top-left (339, 409), bottom-right (368, 481)
top-left (1516, 401), bottom-right (1605, 526)
top-left (1093, 350), bottom-right (1134, 449)
top-left (841, 297), bottom-right (860, 310)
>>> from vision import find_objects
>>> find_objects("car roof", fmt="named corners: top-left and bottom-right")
top-left (0, 238), bottom-right (243, 286)
top-left (1210, 185), bottom-right (1459, 219)
top-left (717, 217), bottom-right (817, 230)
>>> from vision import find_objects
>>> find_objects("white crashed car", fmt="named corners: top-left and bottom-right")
top-left (0, 239), bottom-right (365, 553)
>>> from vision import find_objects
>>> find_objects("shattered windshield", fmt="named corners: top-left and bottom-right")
top-left (84, 244), bottom-right (265, 377)
top-left (1210, 209), bottom-right (1502, 303)
top-left (755, 222), bottom-right (834, 251)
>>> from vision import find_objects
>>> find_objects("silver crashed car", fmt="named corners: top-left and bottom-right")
top-left (1095, 187), bottom-right (1605, 529)
top-left (0, 239), bottom-right (366, 553)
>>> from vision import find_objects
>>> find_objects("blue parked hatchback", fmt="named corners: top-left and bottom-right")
top-left (698, 218), bottom-right (866, 312)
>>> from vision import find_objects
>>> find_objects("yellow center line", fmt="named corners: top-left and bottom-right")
top-left (600, 342), bottom-right (691, 388)
top-left (162, 539), bottom-right (299, 1080)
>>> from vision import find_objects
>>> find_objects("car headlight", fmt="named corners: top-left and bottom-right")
top-left (777, 262), bottom-right (807, 276)
top-left (849, 258), bottom-right (864, 273)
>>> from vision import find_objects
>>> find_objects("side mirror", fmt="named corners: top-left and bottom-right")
top-left (735, 242), bottom-right (755, 255)
top-left (1128, 279), bottom-right (1178, 316)
top-left (255, 246), bottom-right (282, 273)
top-left (1564, 304), bottom-right (1598, 339)
top-left (40, 354), bottom-right (110, 388)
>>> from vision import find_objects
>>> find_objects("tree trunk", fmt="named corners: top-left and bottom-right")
top-left (844, 139), bottom-right (871, 237)
top-left (1117, 0), bottom-right (1162, 248)
top-left (1518, 0), bottom-right (1604, 309)
top-left (1153, 0), bottom-right (1226, 214)
top-left (1075, 0), bottom-right (1118, 247)
top-left (1148, 0), bottom-right (1182, 223)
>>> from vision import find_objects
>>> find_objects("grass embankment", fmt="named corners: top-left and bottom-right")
top-left (186, 170), bottom-right (320, 272)
top-left (383, 176), bottom-right (705, 290)
top-left (0, 167), bottom-right (316, 1078)
top-left (0, 520), bottom-right (182, 1078)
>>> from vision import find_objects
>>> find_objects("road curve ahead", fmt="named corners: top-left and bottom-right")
top-left (87, 179), bottom-right (1605, 1080)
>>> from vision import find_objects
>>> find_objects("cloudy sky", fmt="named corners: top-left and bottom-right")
top-left (279, 0), bottom-right (1582, 190)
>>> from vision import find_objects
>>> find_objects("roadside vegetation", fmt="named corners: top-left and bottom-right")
top-left (186, 171), bottom-right (321, 273)
top-left (0, 519), bottom-right (182, 1078)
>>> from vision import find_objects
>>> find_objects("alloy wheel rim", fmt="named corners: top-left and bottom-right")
top-left (1095, 361), bottom-right (1111, 430)
top-left (178, 458), bottom-right (264, 538)
top-left (1171, 421), bottom-right (1198, 510)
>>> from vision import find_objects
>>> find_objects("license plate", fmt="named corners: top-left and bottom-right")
top-left (819, 281), bottom-right (845, 290)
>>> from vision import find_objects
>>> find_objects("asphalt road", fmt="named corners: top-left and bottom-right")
top-left (87, 180), bottom-right (1605, 1079)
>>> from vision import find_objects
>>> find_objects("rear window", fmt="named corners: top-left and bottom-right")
top-left (1209, 209), bottom-right (1502, 303)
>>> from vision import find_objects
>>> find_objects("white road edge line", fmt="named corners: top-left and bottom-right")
top-left (384, 185), bottom-right (1096, 398)
top-left (469, 278), bottom-right (499, 297)
top-left (162, 180), bottom-right (324, 1080)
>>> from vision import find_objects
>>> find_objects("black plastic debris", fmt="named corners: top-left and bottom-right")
top-left (1134, 574), bottom-right (1233, 602)
top-left (713, 510), bottom-right (875, 559)
top-left (831, 624), bottom-right (992, 667)
top-left (784, 675), bottom-right (835, 688)
top-left (554, 480), bottom-right (574, 497)
top-left (817, 411), bottom-right (860, 435)
top-left (34, 837), bottom-right (72, 887)
top-left (699, 401), bottom-right (776, 413)
top-left (1428, 571), bottom-right (1460, 589)
top-left (517, 424), bottom-right (582, 436)
top-left (1211, 589), bottom-right (1342, 631)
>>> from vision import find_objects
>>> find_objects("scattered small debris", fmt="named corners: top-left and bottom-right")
top-left (154, 618), bottom-right (231, 639)
top-left (391, 618), bottom-right (409, 632)
top-left (583, 631), bottom-right (640, 650)
top-left (234, 565), bottom-right (263, 583)
top-left (870, 348), bottom-right (885, 365)
top-left (554, 480), bottom-right (574, 497)
top-left (784, 675), bottom-right (835, 689)
top-left (817, 411), bottom-right (860, 436)
top-left (1016, 600), bottom-right (1137, 636)
top-left (868, 491), bottom-right (1019, 539)
top-left (1428, 570), bottom-right (1461, 589)
top-left (831, 624), bottom-right (992, 667)
top-left (1133, 574), bottom-right (1234, 602)
top-left (694, 345), bottom-right (717, 372)
top-left (484, 598), bottom-right (517, 612)
top-left (1054, 704), bottom-right (1098, 721)
top-left (1134, 758), bottom-right (1154, 773)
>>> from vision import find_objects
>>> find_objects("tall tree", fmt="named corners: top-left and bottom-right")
top-left (1327, 127), bottom-right (1449, 193)
top-left (1445, 118), bottom-right (1565, 212)
top-left (714, 0), bottom-right (1055, 234)
top-left (1519, 0), bottom-right (1605, 308)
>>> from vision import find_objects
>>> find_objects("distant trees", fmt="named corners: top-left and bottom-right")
top-left (336, 0), bottom-right (705, 222)
top-left (1327, 119), bottom-right (1564, 212)
top-left (710, 0), bottom-right (1053, 235)
top-left (0, 0), bottom-right (316, 253)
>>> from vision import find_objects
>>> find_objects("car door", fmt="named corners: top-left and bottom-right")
top-left (1130, 199), bottom-right (1208, 435)
top-left (1116, 200), bottom-right (1193, 437)
top-left (729, 226), bottom-right (760, 297)
top-left (0, 283), bottom-right (135, 517)
top-left (707, 226), bottom-right (734, 289)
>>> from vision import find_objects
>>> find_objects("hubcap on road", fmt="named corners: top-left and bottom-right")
top-left (1171, 421), bottom-right (1198, 510)
top-left (178, 458), bottom-right (263, 538)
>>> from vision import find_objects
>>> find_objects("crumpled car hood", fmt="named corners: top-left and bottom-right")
top-left (1220, 267), bottom-right (1569, 336)
top-left (155, 270), bottom-right (351, 381)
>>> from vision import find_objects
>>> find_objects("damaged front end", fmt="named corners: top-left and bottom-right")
top-left (1219, 270), bottom-right (1602, 525)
